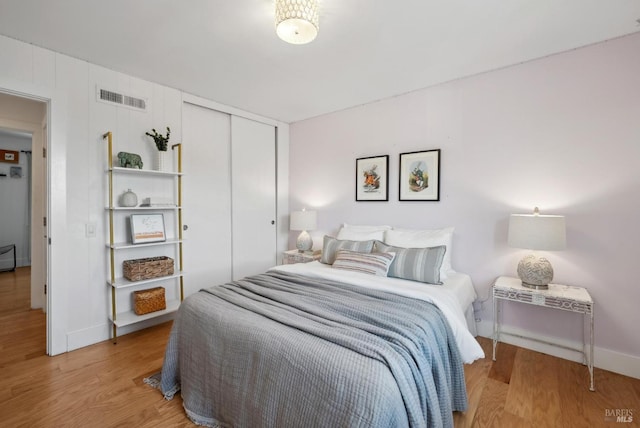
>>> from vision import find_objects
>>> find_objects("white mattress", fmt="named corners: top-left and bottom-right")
top-left (270, 261), bottom-right (485, 364)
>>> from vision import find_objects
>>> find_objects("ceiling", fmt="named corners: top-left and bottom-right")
top-left (0, 1), bottom-right (638, 123)
top-left (0, 128), bottom-right (32, 140)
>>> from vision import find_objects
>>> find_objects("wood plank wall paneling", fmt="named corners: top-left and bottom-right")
top-left (1, 269), bottom-right (639, 426)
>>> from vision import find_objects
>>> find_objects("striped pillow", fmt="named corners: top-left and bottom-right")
top-left (332, 250), bottom-right (396, 276)
top-left (320, 236), bottom-right (375, 265)
top-left (374, 241), bottom-right (446, 284)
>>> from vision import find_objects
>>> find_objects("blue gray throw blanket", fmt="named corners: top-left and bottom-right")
top-left (158, 271), bottom-right (467, 427)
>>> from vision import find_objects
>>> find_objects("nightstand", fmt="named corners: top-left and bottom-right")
top-left (492, 276), bottom-right (594, 391)
top-left (282, 249), bottom-right (321, 265)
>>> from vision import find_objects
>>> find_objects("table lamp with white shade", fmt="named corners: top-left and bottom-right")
top-left (508, 207), bottom-right (566, 289)
top-left (290, 209), bottom-right (317, 252)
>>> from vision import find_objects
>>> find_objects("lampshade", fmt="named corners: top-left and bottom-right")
top-left (508, 207), bottom-right (566, 289)
top-left (275, 0), bottom-right (319, 45)
top-left (508, 209), bottom-right (566, 251)
top-left (290, 209), bottom-right (317, 231)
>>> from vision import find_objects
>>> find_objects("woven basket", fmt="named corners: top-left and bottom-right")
top-left (123, 256), bottom-right (174, 281)
top-left (133, 286), bottom-right (166, 315)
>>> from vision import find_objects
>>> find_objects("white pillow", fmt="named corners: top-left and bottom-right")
top-left (342, 223), bottom-right (392, 232)
top-left (383, 227), bottom-right (454, 278)
top-left (337, 227), bottom-right (385, 241)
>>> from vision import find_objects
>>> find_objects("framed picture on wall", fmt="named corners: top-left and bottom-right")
top-left (356, 155), bottom-right (389, 201)
top-left (130, 213), bottom-right (166, 244)
top-left (399, 149), bottom-right (440, 201)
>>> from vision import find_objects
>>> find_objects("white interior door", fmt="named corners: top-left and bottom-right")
top-left (231, 116), bottom-right (277, 280)
top-left (33, 123), bottom-right (46, 311)
top-left (182, 103), bottom-right (232, 295)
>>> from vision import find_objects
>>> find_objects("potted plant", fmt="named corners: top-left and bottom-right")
top-left (145, 127), bottom-right (171, 151)
top-left (145, 127), bottom-right (171, 170)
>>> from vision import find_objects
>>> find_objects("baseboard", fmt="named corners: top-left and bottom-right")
top-left (67, 323), bottom-right (109, 352)
top-left (476, 320), bottom-right (640, 380)
top-left (66, 313), bottom-right (176, 352)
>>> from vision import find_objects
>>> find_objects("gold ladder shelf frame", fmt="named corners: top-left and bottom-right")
top-left (103, 131), bottom-right (184, 343)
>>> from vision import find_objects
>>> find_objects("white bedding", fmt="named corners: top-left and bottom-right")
top-left (271, 261), bottom-right (485, 364)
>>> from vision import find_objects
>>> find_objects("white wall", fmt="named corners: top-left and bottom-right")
top-left (0, 33), bottom-right (289, 353)
top-left (289, 33), bottom-right (640, 377)
top-left (0, 132), bottom-right (31, 268)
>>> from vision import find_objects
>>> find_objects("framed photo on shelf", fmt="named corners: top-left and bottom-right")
top-left (399, 149), bottom-right (440, 201)
top-left (130, 213), bottom-right (166, 244)
top-left (356, 155), bottom-right (389, 201)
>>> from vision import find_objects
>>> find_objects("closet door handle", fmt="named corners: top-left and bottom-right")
top-left (271, 220), bottom-right (275, 225)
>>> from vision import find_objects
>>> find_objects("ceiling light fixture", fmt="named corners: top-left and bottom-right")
top-left (275, 0), bottom-right (319, 45)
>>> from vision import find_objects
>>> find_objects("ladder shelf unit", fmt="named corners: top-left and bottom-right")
top-left (103, 131), bottom-right (184, 342)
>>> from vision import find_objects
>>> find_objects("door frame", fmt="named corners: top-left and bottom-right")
top-left (0, 77), bottom-right (69, 356)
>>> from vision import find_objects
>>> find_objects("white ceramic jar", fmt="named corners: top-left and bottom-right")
top-left (119, 189), bottom-right (138, 207)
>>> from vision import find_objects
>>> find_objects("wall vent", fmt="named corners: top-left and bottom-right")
top-left (96, 86), bottom-right (147, 112)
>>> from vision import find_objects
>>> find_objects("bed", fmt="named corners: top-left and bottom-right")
top-left (152, 228), bottom-right (485, 428)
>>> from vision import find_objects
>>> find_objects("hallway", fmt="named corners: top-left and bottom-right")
top-left (0, 266), bottom-right (31, 314)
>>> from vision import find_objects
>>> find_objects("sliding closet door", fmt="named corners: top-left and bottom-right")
top-left (231, 116), bottom-right (277, 280)
top-left (182, 103), bottom-right (232, 294)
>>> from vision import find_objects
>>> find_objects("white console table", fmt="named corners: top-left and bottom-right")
top-left (492, 276), bottom-right (594, 391)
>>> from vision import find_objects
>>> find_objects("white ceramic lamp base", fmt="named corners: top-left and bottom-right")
top-left (517, 253), bottom-right (553, 289)
top-left (296, 230), bottom-right (313, 252)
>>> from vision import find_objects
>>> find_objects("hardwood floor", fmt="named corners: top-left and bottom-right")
top-left (0, 266), bottom-right (31, 314)
top-left (0, 311), bottom-right (187, 427)
top-left (1, 269), bottom-right (638, 427)
top-left (454, 339), bottom-right (640, 427)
